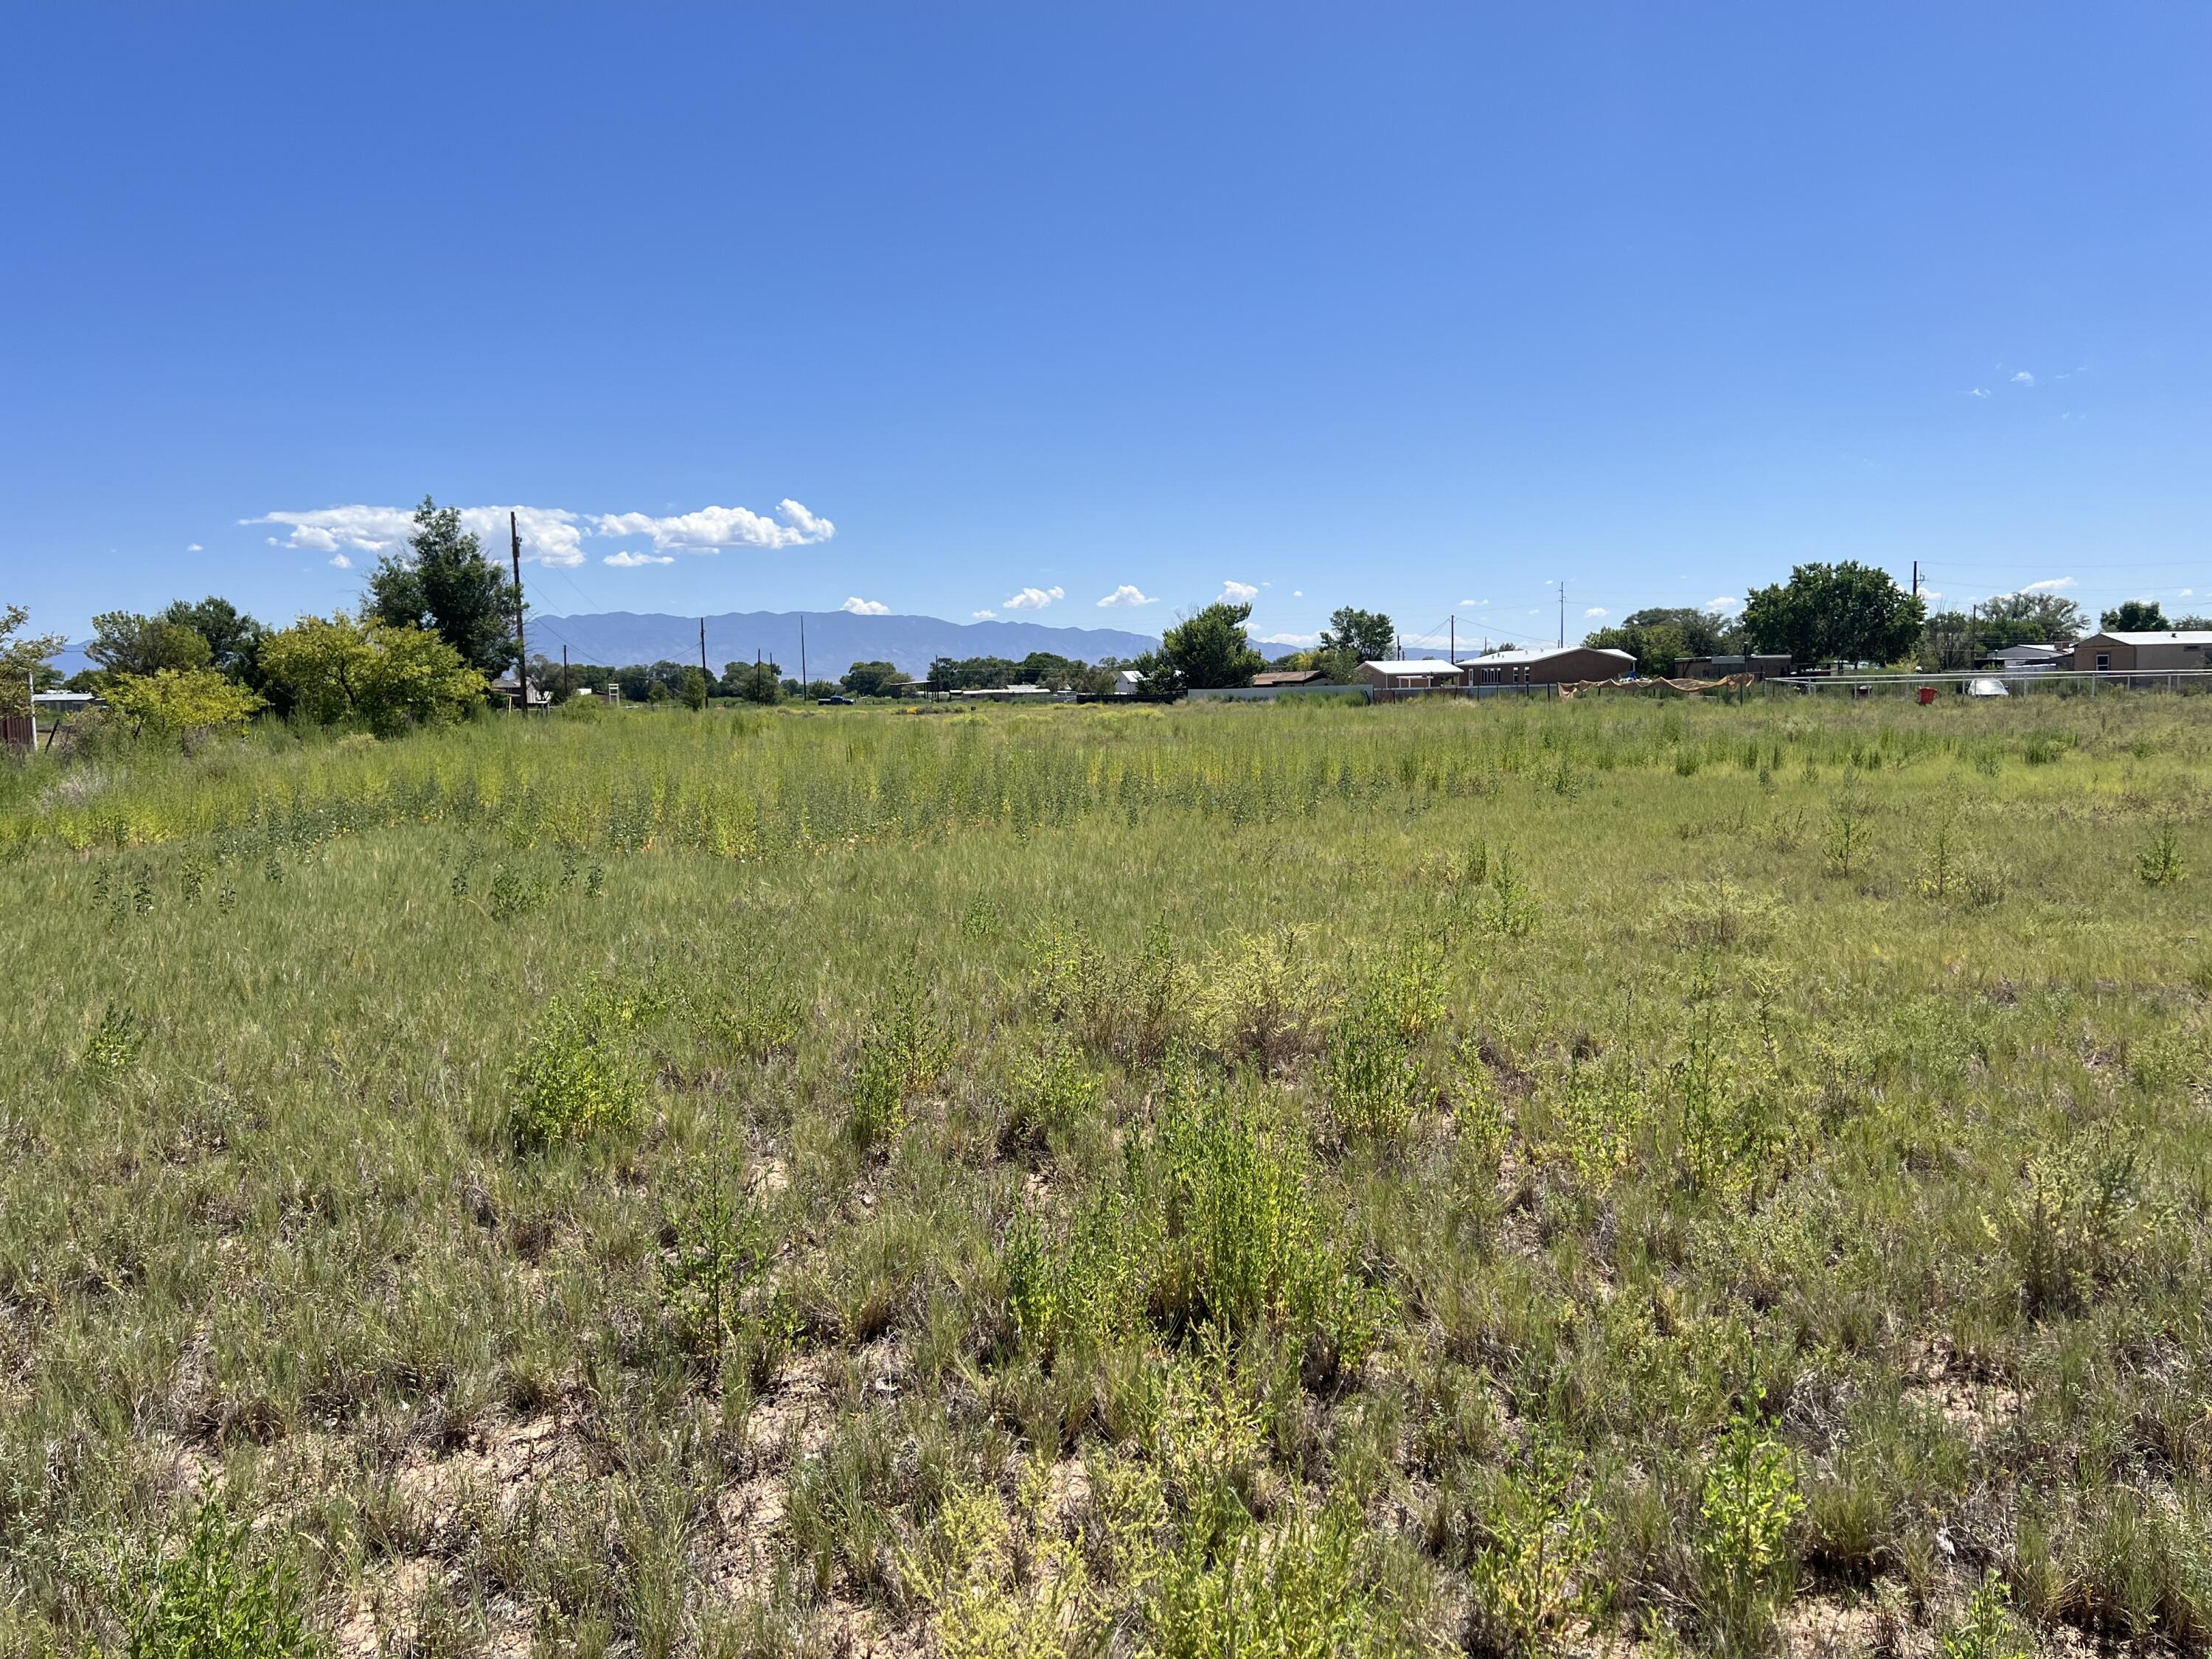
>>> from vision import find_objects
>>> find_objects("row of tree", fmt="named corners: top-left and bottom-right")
top-left (1584, 564), bottom-right (2207, 676)
top-left (7, 515), bottom-right (2202, 735)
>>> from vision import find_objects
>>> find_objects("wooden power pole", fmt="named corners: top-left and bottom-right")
top-left (509, 512), bottom-right (527, 710)
top-left (699, 618), bottom-right (708, 681)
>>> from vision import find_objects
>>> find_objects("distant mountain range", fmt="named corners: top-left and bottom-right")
top-left (526, 611), bottom-right (1161, 679)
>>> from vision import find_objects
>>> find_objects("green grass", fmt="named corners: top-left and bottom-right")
top-left (2, 692), bottom-right (2209, 1655)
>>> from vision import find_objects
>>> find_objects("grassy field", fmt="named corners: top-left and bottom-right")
top-left (1, 692), bottom-right (2208, 1658)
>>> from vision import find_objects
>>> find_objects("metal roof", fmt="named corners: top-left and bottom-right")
top-left (1360, 659), bottom-right (1460, 677)
top-left (2087, 630), bottom-right (2212, 646)
top-left (1458, 645), bottom-right (1635, 667)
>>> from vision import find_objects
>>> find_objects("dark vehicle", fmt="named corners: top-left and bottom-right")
top-left (817, 694), bottom-right (855, 706)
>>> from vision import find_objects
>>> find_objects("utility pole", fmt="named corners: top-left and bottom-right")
top-left (800, 614), bottom-right (807, 689)
top-left (562, 644), bottom-right (569, 702)
top-left (1557, 582), bottom-right (1565, 648)
top-left (699, 618), bottom-right (708, 681)
top-left (1450, 616), bottom-right (1455, 663)
top-left (1912, 560), bottom-right (1920, 598)
top-left (509, 512), bottom-right (528, 711)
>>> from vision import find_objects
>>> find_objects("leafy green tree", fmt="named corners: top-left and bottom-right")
top-left (1620, 605), bottom-right (1738, 658)
top-left (260, 613), bottom-right (487, 731)
top-left (87, 611), bottom-right (213, 677)
top-left (1741, 562), bottom-right (1924, 667)
top-left (1980, 590), bottom-right (2086, 645)
top-left (2100, 599), bottom-right (2168, 631)
top-left (367, 497), bottom-right (523, 675)
top-left (924, 655), bottom-right (1021, 691)
top-left (678, 666), bottom-right (712, 709)
top-left (0, 604), bottom-right (66, 715)
top-left (160, 596), bottom-right (268, 679)
top-left (1124, 648), bottom-right (1182, 700)
top-left (1015, 650), bottom-right (1086, 687)
top-left (841, 660), bottom-right (903, 698)
top-left (1160, 601), bottom-right (1264, 690)
top-left (1584, 619), bottom-right (1689, 675)
top-left (1318, 607), bottom-right (1396, 663)
top-left (105, 667), bottom-right (263, 745)
top-left (722, 659), bottom-right (784, 703)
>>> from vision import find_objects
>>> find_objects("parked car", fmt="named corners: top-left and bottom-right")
top-left (817, 694), bottom-right (855, 706)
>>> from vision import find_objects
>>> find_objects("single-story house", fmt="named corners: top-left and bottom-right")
top-left (948, 684), bottom-right (1058, 702)
top-left (2070, 631), bottom-right (2212, 673)
top-left (1253, 669), bottom-right (1326, 687)
top-left (1459, 645), bottom-right (1635, 685)
top-left (490, 676), bottom-right (553, 710)
top-left (1356, 660), bottom-right (1464, 693)
top-left (1112, 669), bottom-right (1146, 698)
top-left (1677, 653), bottom-right (1795, 680)
top-left (1978, 643), bottom-right (2067, 672)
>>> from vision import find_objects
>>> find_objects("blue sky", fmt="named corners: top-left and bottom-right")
top-left (4, 3), bottom-right (2207, 653)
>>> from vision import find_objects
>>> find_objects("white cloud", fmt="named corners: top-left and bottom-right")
top-left (1217, 580), bottom-right (1259, 605)
top-left (1585, 607), bottom-right (1609, 618)
top-left (1966, 388), bottom-right (1992, 399)
top-left (1258, 631), bottom-right (1318, 647)
top-left (1096, 585), bottom-right (1158, 608)
top-left (251, 497), bottom-right (827, 567)
top-left (1292, 589), bottom-right (1304, 598)
top-left (470, 505), bottom-right (588, 567)
top-left (329, 553), bottom-right (352, 569)
top-left (2182, 588), bottom-right (2194, 598)
top-left (840, 596), bottom-right (891, 615)
top-left (592, 498), bottom-right (833, 552)
top-left (603, 550), bottom-right (675, 567)
top-left (1458, 598), bottom-right (1489, 608)
top-left (1705, 596), bottom-right (1741, 612)
top-left (2011, 371), bottom-right (2036, 388)
top-left (2021, 577), bottom-right (2076, 593)
top-left (247, 504), bottom-right (418, 557)
top-left (248, 502), bottom-right (589, 566)
top-left (972, 609), bottom-right (998, 620)
top-left (186, 542), bottom-right (203, 552)
top-left (1001, 585), bottom-right (1065, 612)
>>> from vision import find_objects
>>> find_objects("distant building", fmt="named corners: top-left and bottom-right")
top-left (2070, 630), bottom-right (2212, 673)
top-left (490, 676), bottom-right (552, 710)
top-left (1355, 660), bottom-right (1463, 693)
top-left (1253, 669), bottom-right (1326, 687)
top-left (1113, 669), bottom-right (1146, 698)
top-left (1977, 643), bottom-right (2067, 672)
top-left (1677, 653), bottom-right (1795, 680)
top-left (1458, 645), bottom-right (1634, 686)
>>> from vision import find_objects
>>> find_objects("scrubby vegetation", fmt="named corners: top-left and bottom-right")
top-left (2, 692), bottom-right (2208, 1656)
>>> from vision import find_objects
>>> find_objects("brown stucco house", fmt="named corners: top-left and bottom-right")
top-left (1458, 645), bottom-right (1635, 685)
top-left (2069, 631), bottom-right (2212, 672)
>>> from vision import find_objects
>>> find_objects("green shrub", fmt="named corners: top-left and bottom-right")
top-left (1940, 1571), bottom-right (2031, 1659)
top-left (1466, 1433), bottom-right (1604, 1656)
top-left (1152, 1500), bottom-right (1430, 1659)
top-left (506, 987), bottom-right (655, 1150)
top-left (1158, 1078), bottom-right (1391, 1374)
top-left (81, 1003), bottom-right (144, 1077)
top-left (1991, 1133), bottom-right (2140, 1315)
top-left (1325, 1005), bottom-right (1426, 1144)
top-left (1696, 1390), bottom-right (1804, 1646)
top-left (2138, 821), bottom-right (2185, 886)
top-left (125, 1499), bottom-right (316, 1659)
top-left (848, 1001), bottom-right (948, 1151)
top-left (994, 1037), bottom-right (1101, 1158)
